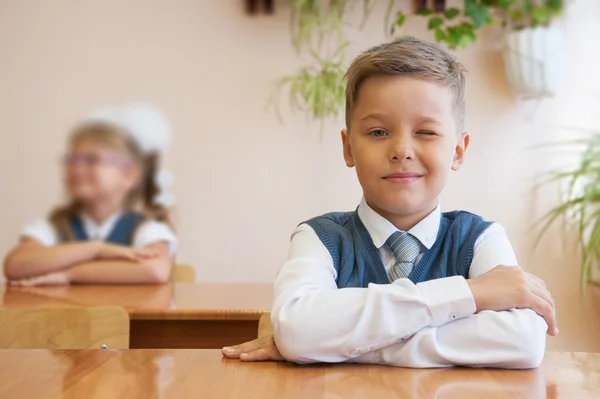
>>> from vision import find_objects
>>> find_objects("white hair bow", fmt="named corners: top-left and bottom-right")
top-left (82, 103), bottom-right (172, 154)
top-left (153, 169), bottom-right (176, 207)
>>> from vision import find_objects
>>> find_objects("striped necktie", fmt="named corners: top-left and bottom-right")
top-left (386, 231), bottom-right (421, 281)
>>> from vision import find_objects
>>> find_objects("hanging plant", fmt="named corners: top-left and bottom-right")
top-left (271, 49), bottom-right (347, 129)
top-left (398, 0), bottom-right (564, 50)
top-left (272, 0), bottom-right (378, 125)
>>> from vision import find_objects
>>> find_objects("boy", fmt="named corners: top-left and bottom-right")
top-left (223, 37), bottom-right (557, 368)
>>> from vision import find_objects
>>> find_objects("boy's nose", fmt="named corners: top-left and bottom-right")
top-left (390, 135), bottom-right (415, 162)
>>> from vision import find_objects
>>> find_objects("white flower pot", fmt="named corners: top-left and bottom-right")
top-left (503, 26), bottom-right (565, 98)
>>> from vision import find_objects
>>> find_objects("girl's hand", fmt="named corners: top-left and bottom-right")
top-left (96, 243), bottom-right (160, 262)
top-left (8, 271), bottom-right (70, 287)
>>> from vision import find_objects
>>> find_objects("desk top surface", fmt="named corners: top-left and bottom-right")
top-left (0, 283), bottom-right (272, 320)
top-left (0, 350), bottom-right (597, 398)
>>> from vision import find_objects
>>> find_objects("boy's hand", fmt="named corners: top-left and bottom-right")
top-left (467, 265), bottom-right (558, 336)
top-left (221, 335), bottom-right (285, 362)
top-left (96, 243), bottom-right (160, 262)
top-left (8, 271), bottom-right (70, 287)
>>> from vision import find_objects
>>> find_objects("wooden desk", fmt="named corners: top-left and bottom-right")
top-left (0, 350), bottom-right (597, 398)
top-left (0, 284), bottom-right (272, 349)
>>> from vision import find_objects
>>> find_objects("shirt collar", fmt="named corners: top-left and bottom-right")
top-left (357, 197), bottom-right (440, 250)
top-left (80, 211), bottom-right (123, 241)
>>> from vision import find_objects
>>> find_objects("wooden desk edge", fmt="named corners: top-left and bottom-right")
top-left (129, 308), bottom-right (270, 321)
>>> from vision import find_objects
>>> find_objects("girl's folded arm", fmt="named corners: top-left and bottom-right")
top-left (3, 238), bottom-right (100, 280)
top-left (65, 241), bottom-right (172, 284)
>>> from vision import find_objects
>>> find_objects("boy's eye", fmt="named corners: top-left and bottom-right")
top-left (369, 129), bottom-right (388, 137)
top-left (417, 130), bottom-right (437, 136)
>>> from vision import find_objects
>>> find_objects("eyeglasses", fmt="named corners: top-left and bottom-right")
top-left (62, 153), bottom-right (132, 169)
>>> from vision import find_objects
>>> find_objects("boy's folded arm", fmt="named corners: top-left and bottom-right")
top-left (353, 224), bottom-right (549, 369)
top-left (354, 308), bottom-right (547, 369)
top-left (271, 224), bottom-right (477, 364)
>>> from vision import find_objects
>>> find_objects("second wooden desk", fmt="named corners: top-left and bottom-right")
top-left (0, 283), bottom-right (272, 349)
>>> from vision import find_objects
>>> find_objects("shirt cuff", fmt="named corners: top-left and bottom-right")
top-left (416, 276), bottom-right (476, 326)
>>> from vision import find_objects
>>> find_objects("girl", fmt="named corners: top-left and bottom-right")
top-left (3, 104), bottom-right (178, 285)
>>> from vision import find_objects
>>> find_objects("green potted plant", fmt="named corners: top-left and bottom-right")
top-left (535, 132), bottom-right (600, 290)
top-left (409, 0), bottom-right (564, 49)
top-left (410, 1), bottom-right (566, 97)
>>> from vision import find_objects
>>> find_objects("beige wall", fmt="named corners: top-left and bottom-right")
top-left (1, 0), bottom-right (599, 351)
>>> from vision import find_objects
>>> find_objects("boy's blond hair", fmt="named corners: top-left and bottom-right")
top-left (345, 37), bottom-right (467, 132)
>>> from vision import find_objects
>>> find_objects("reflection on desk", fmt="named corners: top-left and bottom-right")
top-left (0, 350), bottom-right (597, 398)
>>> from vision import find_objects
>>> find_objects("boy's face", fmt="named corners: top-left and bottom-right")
top-left (342, 75), bottom-right (469, 222)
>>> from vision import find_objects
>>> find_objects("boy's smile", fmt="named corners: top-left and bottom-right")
top-left (383, 172), bottom-right (424, 184)
top-left (342, 75), bottom-right (469, 231)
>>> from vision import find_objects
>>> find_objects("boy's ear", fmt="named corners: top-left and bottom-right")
top-left (451, 132), bottom-right (470, 171)
top-left (341, 128), bottom-right (355, 168)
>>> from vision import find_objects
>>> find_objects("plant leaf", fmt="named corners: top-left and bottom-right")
top-left (416, 8), bottom-right (433, 16)
top-left (359, 0), bottom-right (377, 29)
top-left (444, 8), bottom-right (460, 20)
top-left (428, 16), bottom-right (444, 30)
top-left (445, 26), bottom-right (464, 49)
top-left (458, 34), bottom-right (473, 48)
top-left (509, 9), bottom-right (524, 24)
top-left (384, 0), bottom-right (396, 35)
top-left (497, 0), bottom-right (515, 10)
top-left (532, 6), bottom-right (550, 27)
top-left (396, 12), bottom-right (406, 27)
top-left (465, 0), bottom-right (490, 28)
top-left (466, 29), bottom-right (477, 43)
top-left (434, 28), bottom-right (446, 42)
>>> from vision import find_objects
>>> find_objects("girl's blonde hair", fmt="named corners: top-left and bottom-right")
top-left (50, 122), bottom-right (173, 241)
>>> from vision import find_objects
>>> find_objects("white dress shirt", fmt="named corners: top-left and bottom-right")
top-left (271, 198), bottom-right (548, 368)
top-left (21, 212), bottom-right (178, 255)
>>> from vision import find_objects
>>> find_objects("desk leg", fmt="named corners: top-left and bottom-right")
top-left (129, 320), bottom-right (259, 349)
